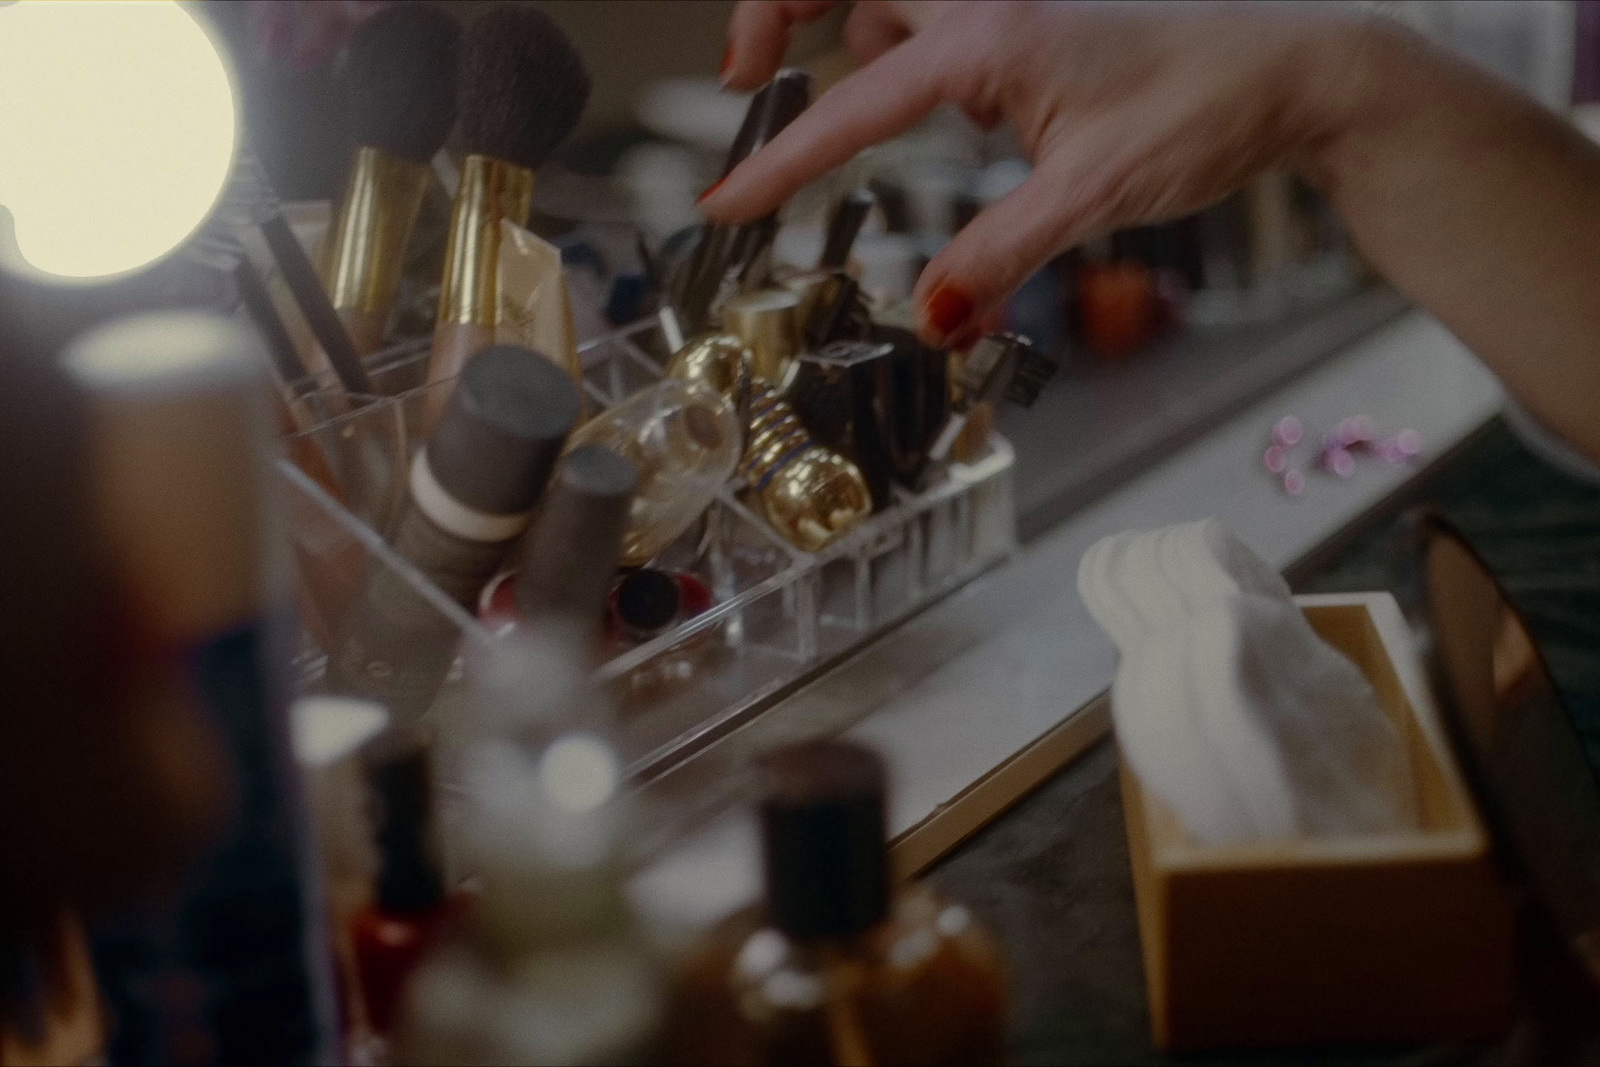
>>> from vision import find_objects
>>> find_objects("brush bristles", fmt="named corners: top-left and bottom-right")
top-left (341, 3), bottom-right (461, 164)
top-left (457, 5), bottom-right (590, 172)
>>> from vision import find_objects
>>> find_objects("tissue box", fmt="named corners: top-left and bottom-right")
top-left (1121, 592), bottom-right (1515, 1051)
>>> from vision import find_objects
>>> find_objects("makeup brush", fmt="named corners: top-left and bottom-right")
top-left (229, 149), bottom-right (376, 396)
top-left (674, 68), bottom-right (812, 334)
top-left (324, 3), bottom-right (460, 357)
top-left (426, 5), bottom-right (590, 426)
top-left (819, 189), bottom-right (875, 271)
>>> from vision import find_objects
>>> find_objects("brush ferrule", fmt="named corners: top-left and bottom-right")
top-left (436, 154), bottom-right (536, 327)
top-left (323, 147), bottom-right (431, 319)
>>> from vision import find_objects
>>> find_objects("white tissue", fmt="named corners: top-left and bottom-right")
top-left (1078, 518), bottom-right (1417, 844)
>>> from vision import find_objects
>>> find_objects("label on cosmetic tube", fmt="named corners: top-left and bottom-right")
top-left (409, 451), bottom-right (533, 544)
top-left (327, 497), bottom-right (520, 723)
top-left (91, 614), bottom-right (338, 1067)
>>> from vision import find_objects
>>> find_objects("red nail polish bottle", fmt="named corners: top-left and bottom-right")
top-left (350, 748), bottom-right (453, 1038)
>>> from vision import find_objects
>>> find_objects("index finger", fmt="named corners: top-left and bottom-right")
top-left (701, 33), bottom-right (947, 223)
top-left (725, 1), bottom-right (839, 90)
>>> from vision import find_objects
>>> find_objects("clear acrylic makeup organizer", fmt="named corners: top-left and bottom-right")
top-left (279, 312), bottom-right (1016, 785)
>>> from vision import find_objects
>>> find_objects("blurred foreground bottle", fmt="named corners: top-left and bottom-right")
top-left (398, 634), bottom-right (662, 1064)
top-left (664, 741), bottom-right (1006, 1066)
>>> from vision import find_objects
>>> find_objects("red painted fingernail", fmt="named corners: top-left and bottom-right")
top-left (720, 43), bottom-right (734, 80)
top-left (696, 176), bottom-right (728, 204)
top-left (924, 283), bottom-right (974, 338)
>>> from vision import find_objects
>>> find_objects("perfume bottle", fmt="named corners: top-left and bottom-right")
top-left (740, 380), bottom-right (873, 553)
top-left (664, 741), bottom-right (1007, 1066)
top-left (664, 333), bottom-right (754, 410)
top-left (398, 638), bottom-right (663, 1065)
top-left (566, 378), bottom-right (740, 567)
top-left (663, 334), bottom-right (872, 552)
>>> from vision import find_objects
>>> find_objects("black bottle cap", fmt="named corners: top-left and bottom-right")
top-left (760, 741), bottom-right (890, 940)
top-left (427, 345), bottom-right (580, 515)
top-left (368, 746), bottom-right (445, 915)
top-left (614, 568), bottom-right (682, 638)
top-left (516, 444), bottom-right (639, 625)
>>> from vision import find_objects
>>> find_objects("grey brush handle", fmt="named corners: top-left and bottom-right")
top-left (233, 257), bottom-right (314, 397)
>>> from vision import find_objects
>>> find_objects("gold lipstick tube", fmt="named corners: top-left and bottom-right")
top-left (425, 154), bottom-right (536, 427)
top-left (322, 147), bottom-right (432, 357)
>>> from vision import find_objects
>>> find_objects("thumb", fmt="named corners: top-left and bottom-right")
top-left (913, 160), bottom-right (1098, 348)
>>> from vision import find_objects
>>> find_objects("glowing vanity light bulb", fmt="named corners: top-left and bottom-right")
top-left (0, 1), bottom-right (236, 281)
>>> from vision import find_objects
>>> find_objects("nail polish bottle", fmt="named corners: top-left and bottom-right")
top-left (720, 288), bottom-right (803, 386)
top-left (664, 741), bottom-right (1007, 1066)
top-left (350, 745), bottom-right (453, 1041)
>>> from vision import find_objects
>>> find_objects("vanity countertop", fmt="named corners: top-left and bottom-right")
top-left (926, 418), bottom-right (1600, 1065)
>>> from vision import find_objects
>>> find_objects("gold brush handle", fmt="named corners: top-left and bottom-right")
top-left (424, 320), bottom-right (494, 431)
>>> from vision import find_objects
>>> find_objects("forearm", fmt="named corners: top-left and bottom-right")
top-left (1306, 21), bottom-right (1600, 463)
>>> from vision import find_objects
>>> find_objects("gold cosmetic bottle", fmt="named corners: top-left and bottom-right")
top-left (721, 288), bottom-right (803, 387)
top-left (664, 742), bottom-right (1007, 1066)
top-left (740, 379), bottom-right (872, 553)
top-left (666, 335), bottom-right (873, 553)
top-left (427, 155), bottom-right (536, 426)
top-left (323, 147), bottom-right (433, 356)
top-left (664, 333), bottom-right (754, 405)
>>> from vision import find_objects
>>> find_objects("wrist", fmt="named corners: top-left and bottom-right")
top-left (1289, 14), bottom-right (1417, 194)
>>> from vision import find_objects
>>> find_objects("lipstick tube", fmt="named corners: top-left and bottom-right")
top-left (426, 155), bottom-right (537, 426)
top-left (323, 146), bottom-right (433, 357)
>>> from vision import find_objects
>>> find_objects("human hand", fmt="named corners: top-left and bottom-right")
top-left (707, 1), bottom-right (1375, 347)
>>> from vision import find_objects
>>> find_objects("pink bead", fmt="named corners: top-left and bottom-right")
top-left (1282, 469), bottom-right (1306, 496)
top-left (1323, 447), bottom-right (1357, 478)
top-left (1394, 428), bottom-right (1422, 457)
top-left (1263, 445), bottom-right (1288, 474)
top-left (1373, 438), bottom-right (1405, 464)
top-left (1332, 415), bottom-right (1374, 449)
top-left (1272, 416), bottom-right (1303, 448)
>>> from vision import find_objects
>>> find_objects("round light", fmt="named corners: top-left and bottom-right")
top-left (0, 1), bottom-right (237, 281)
top-left (537, 734), bottom-right (619, 813)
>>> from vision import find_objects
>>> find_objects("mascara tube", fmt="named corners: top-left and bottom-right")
top-left (328, 344), bottom-right (579, 721)
top-left (64, 312), bottom-right (339, 1066)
